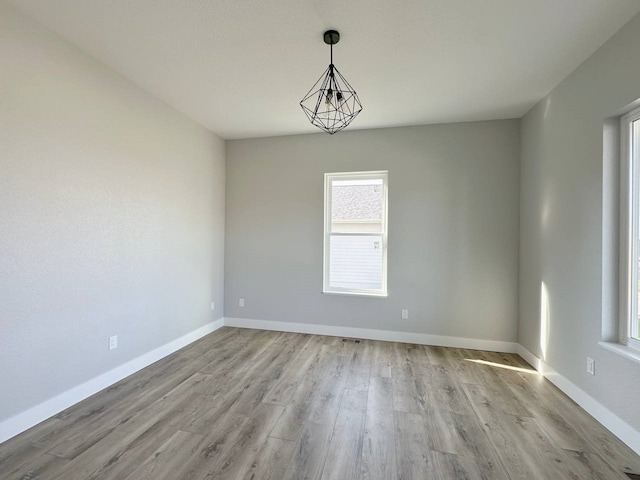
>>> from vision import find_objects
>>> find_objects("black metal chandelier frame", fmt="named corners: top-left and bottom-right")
top-left (300, 30), bottom-right (363, 134)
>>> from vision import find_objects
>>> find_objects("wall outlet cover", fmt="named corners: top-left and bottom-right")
top-left (586, 357), bottom-right (595, 375)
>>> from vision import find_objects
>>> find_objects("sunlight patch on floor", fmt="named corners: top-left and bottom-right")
top-left (464, 358), bottom-right (539, 375)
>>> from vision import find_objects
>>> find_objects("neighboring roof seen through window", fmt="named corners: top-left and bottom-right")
top-left (331, 179), bottom-right (382, 221)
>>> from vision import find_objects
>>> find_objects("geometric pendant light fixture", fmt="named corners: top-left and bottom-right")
top-left (300, 30), bottom-right (363, 134)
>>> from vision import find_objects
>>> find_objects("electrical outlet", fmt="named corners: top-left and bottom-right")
top-left (109, 335), bottom-right (118, 351)
top-left (401, 309), bottom-right (409, 319)
top-left (586, 357), bottom-right (595, 375)
top-left (239, 298), bottom-right (245, 307)
top-left (211, 302), bottom-right (215, 311)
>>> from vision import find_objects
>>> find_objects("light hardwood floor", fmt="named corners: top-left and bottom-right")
top-left (2, 327), bottom-right (640, 479)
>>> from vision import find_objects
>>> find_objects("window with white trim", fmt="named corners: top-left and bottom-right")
top-left (323, 171), bottom-right (388, 297)
top-left (620, 107), bottom-right (640, 350)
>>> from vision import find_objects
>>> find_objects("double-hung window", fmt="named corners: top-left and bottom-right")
top-left (323, 171), bottom-right (388, 297)
top-left (620, 107), bottom-right (640, 350)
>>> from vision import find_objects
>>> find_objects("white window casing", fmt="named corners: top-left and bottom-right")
top-left (619, 107), bottom-right (640, 351)
top-left (323, 171), bottom-right (388, 297)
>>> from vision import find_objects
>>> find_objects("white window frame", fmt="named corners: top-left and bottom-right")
top-left (323, 171), bottom-right (388, 297)
top-left (620, 107), bottom-right (640, 351)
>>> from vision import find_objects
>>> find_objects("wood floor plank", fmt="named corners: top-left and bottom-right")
top-left (441, 348), bottom-right (488, 385)
top-left (475, 373), bottom-right (532, 417)
top-left (198, 329), bottom-right (278, 378)
top-left (361, 377), bottom-right (397, 480)
top-left (423, 364), bottom-right (474, 416)
top-left (0, 424), bottom-right (61, 472)
top-left (561, 449), bottom-right (631, 480)
top-left (194, 402), bottom-right (285, 479)
top-left (336, 337), bottom-right (359, 358)
top-left (369, 340), bottom-right (392, 378)
top-left (423, 345), bottom-right (450, 366)
top-left (230, 334), bottom-right (313, 416)
top-left (461, 374), bottom-right (531, 419)
top-left (263, 336), bottom-right (325, 405)
top-left (123, 429), bottom-right (204, 480)
top-left (308, 358), bottom-right (349, 425)
top-left (191, 332), bottom-right (301, 401)
top-left (281, 421), bottom-right (334, 480)
top-left (431, 451), bottom-right (487, 480)
top-left (394, 411), bottom-right (434, 480)
top-left (406, 344), bottom-right (431, 370)
top-left (320, 389), bottom-right (368, 480)
top-left (240, 436), bottom-right (296, 480)
top-left (424, 407), bottom-right (509, 480)
top-left (345, 341), bottom-right (372, 391)
top-left (269, 348), bottom-right (337, 441)
top-left (178, 391), bottom-right (243, 435)
top-left (145, 409), bottom-right (249, 480)
top-left (4, 452), bottom-right (69, 480)
top-left (390, 343), bottom-right (427, 414)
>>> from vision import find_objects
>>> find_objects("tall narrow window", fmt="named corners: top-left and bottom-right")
top-left (621, 108), bottom-right (640, 350)
top-left (323, 171), bottom-right (388, 296)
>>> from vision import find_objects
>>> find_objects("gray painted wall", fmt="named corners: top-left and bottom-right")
top-left (519, 14), bottom-right (640, 429)
top-left (0, 3), bottom-right (225, 421)
top-left (225, 121), bottom-right (520, 342)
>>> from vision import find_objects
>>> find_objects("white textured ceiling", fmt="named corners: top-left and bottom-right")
top-left (8, 0), bottom-right (640, 139)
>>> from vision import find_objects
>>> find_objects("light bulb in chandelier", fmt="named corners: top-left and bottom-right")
top-left (325, 88), bottom-right (333, 105)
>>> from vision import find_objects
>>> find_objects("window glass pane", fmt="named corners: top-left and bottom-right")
top-left (329, 235), bottom-right (382, 290)
top-left (331, 179), bottom-right (383, 233)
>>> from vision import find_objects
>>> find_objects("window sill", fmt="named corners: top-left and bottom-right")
top-left (598, 341), bottom-right (640, 366)
top-left (322, 290), bottom-right (388, 298)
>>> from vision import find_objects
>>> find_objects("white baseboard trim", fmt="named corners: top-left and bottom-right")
top-left (223, 317), bottom-right (518, 353)
top-left (516, 345), bottom-right (551, 375)
top-left (0, 319), bottom-right (224, 445)
top-left (517, 345), bottom-right (640, 455)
